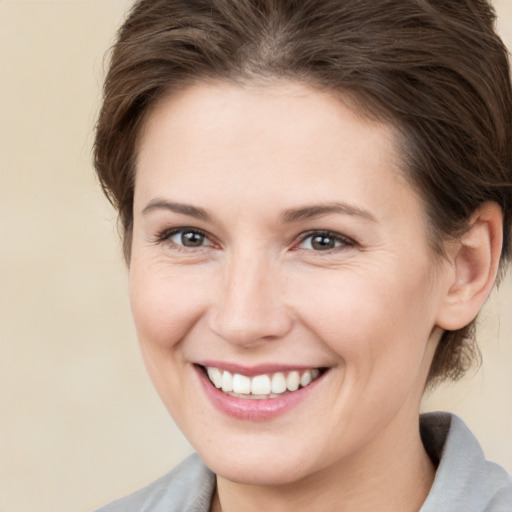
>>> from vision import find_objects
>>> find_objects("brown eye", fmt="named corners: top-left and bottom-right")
top-left (167, 229), bottom-right (212, 248)
top-left (181, 231), bottom-right (205, 247)
top-left (311, 234), bottom-right (336, 250)
top-left (298, 231), bottom-right (353, 251)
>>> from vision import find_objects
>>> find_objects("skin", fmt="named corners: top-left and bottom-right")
top-left (129, 80), bottom-right (500, 512)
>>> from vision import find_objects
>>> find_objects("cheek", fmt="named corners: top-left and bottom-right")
top-left (293, 264), bottom-right (436, 379)
top-left (128, 263), bottom-right (203, 416)
top-left (129, 260), bottom-right (209, 351)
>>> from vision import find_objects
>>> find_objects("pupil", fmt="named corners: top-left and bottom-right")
top-left (312, 234), bottom-right (334, 250)
top-left (182, 231), bottom-right (204, 247)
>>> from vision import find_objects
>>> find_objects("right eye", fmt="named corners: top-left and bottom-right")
top-left (158, 228), bottom-right (213, 248)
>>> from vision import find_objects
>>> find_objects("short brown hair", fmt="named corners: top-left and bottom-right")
top-left (94, 0), bottom-right (512, 384)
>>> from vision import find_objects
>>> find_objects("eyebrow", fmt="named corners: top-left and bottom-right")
top-left (141, 198), bottom-right (376, 224)
top-left (282, 203), bottom-right (377, 223)
top-left (142, 199), bottom-right (211, 221)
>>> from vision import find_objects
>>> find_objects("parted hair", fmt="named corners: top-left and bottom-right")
top-left (94, 0), bottom-right (512, 385)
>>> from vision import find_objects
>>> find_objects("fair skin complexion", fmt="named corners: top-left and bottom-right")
top-left (129, 80), bottom-right (502, 512)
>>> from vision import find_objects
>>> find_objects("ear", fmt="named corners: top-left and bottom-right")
top-left (436, 202), bottom-right (503, 331)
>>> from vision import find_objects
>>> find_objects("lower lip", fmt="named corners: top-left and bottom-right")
top-left (195, 366), bottom-right (325, 421)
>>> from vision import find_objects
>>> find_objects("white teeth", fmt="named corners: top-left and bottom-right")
top-left (232, 373), bottom-right (251, 394)
top-left (271, 372), bottom-right (287, 394)
top-left (251, 374), bottom-right (271, 395)
top-left (300, 370), bottom-right (312, 387)
top-left (207, 367), bottom-right (223, 388)
top-left (286, 371), bottom-right (300, 391)
top-left (206, 366), bottom-right (323, 397)
top-left (221, 370), bottom-right (233, 392)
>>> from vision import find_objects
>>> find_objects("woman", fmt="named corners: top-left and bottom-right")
top-left (94, 0), bottom-right (512, 510)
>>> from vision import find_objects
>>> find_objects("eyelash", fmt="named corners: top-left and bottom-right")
top-left (154, 228), bottom-right (356, 253)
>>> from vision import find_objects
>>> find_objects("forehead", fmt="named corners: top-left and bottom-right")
top-left (139, 80), bottom-right (397, 152)
top-left (134, 80), bottom-right (418, 224)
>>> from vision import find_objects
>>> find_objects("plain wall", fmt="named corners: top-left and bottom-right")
top-left (0, 1), bottom-right (511, 511)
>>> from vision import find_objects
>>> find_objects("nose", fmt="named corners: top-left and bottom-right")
top-left (208, 253), bottom-right (294, 347)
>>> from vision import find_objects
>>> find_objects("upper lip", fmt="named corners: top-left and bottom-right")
top-left (196, 360), bottom-right (326, 377)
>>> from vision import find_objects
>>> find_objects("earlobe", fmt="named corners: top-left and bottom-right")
top-left (436, 202), bottom-right (503, 331)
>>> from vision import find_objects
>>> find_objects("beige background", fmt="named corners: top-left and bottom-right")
top-left (1, 1), bottom-right (511, 511)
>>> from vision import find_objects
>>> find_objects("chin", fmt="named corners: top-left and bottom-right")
top-left (196, 437), bottom-right (323, 487)
top-left (209, 457), bottom-right (310, 486)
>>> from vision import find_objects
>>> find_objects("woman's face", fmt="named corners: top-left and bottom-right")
top-left (130, 81), bottom-right (451, 485)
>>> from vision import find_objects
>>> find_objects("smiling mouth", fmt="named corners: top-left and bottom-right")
top-left (200, 365), bottom-right (325, 399)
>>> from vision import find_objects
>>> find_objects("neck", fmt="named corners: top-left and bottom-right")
top-left (211, 414), bottom-right (435, 512)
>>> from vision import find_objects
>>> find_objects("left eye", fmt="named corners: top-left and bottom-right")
top-left (168, 229), bottom-right (212, 248)
top-left (297, 231), bottom-right (351, 251)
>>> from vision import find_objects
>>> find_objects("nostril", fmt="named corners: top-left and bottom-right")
top-left (207, 303), bottom-right (293, 347)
